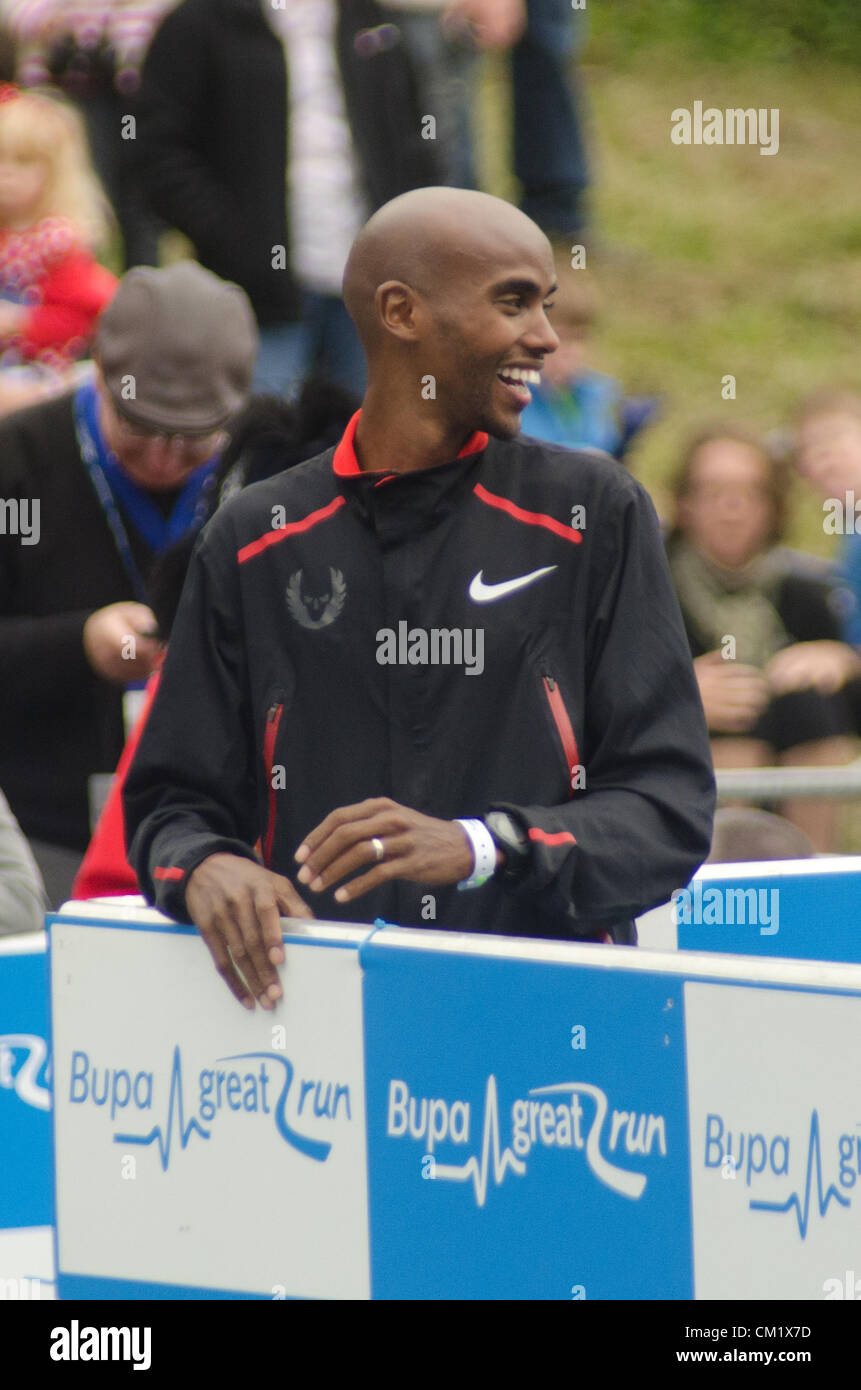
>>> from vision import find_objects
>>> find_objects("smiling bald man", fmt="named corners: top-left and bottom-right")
top-left (124, 188), bottom-right (715, 1011)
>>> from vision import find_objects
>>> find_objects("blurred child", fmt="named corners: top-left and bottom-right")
top-left (667, 424), bottom-right (861, 852)
top-left (519, 253), bottom-right (658, 461)
top-left (0, 84), bottom-right (116, 406)
top-left (518, 259), bottom-right (625, 455)
top-left (794, 388), bottom-right (861, 650)
top-left (3, 1), bottom-right (178, 267)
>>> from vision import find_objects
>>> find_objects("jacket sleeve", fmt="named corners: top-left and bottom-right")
top-left (491, 479), bottom-right (716, 929)
top-left (123, 522), bottom-right (261, 922)
top-left (0, 414), bottom-right (100, 713)
top-left (0, 789), bottom-right (47, 935)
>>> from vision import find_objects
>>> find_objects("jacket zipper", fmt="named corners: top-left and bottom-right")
top-left (542, 675), bottom-right (580, 800)
top-left (262, 702), bottom-right (284, 868)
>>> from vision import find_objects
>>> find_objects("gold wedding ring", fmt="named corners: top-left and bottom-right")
top-left (371, 836), bottom-right (385, 862)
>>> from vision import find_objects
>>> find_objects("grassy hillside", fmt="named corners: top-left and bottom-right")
top-left (479, 32), bottom-right (861, 549)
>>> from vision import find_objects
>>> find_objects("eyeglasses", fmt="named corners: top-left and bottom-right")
top-left (110, 405), bottom-right (226, 461)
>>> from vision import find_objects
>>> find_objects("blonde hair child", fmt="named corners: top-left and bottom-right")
top-left (0, 84), bottom-right (116, 381)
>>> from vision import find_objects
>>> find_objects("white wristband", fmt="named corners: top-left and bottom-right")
top-left (455, 818), bottom-right (497, 890)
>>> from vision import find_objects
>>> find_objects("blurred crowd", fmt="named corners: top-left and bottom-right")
top-left (0, 0), bottom-right (859, 928)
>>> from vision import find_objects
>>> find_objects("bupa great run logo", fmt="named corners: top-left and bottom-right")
top-left (0, 1034), bottom-right (51, 1111)
top-left (68, 1046), bottom-right (352, 1169)
top-left (387, 1075), bottom-right (668, 1206)
top-left (704, 1109), bottom-right (859, 1239)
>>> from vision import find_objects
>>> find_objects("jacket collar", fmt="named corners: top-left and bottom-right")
top-left (333, 410), bottom-right (488, 481)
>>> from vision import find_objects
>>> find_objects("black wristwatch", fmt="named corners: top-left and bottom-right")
top-left (484, 811), bottom-right (531, 884)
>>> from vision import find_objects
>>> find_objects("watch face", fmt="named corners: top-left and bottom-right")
top-left (486, 813), bottom-right (529, 862)
top-left (487, 812), bottom-right (512, 839)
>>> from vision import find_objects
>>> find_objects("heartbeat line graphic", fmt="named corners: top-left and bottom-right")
top-left (113, 1048), bottom-right (331, 1171)
top-left (749, 1109), bottom-right (850, 1238)
top-left (433, 1075), bottom-right (526, 1206)
top-left (114, 1045), bottom-right (209, 1171)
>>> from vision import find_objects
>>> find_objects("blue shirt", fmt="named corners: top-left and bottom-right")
top-left (838, 533), bottom-right (861, 646)
top-left (519, 369), bottom-right (623, 457)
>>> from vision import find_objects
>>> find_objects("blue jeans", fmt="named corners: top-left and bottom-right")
top-left (253, 292), bottom-right (367, 400)
top-left (513, 0), bottom-right (590, 237)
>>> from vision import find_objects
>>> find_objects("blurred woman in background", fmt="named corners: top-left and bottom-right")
top-left (667, 424), bottom-right (861, 852)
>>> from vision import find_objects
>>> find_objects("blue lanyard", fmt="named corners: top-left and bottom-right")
top-left (74, 380), bottom-right (218, 602)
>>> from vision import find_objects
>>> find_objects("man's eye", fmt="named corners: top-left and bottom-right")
top-left (544, 301), bottom-right (556, 313)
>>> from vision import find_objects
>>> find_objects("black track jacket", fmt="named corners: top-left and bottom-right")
top-left (124, 417), bottom-right (715, 943)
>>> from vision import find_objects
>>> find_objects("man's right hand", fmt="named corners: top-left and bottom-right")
top-left (184, 853), bottom-right (314, 1010)
top-left (694, 650), bottom-right (770, 734)
top-left (83, 601), bottom-right (161, 683)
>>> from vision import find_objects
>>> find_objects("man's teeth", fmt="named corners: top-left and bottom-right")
top-left (498, 367), bottom-right (541, 385)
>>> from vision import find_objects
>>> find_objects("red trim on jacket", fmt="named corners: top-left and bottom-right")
top-left (332, 409), bottom-right (488, 477)
top-left (474, 483), bottom-right (583, 544)
top-left (542, 677), bottom-right (581, 798)
top-left (72, 667), bottom-right (162, 900)
top-left (527, 827), bottom-right (577, 846)
top-left (154, 865), bottom-right (185, 881)
top-left (237, 495), bottom-right (346, 564)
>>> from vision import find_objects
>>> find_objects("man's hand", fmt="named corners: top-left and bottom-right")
top-left (443, 0), bottom-right (526, 49)
top-left (765, 640), bottom-right (861, 697)
top-left (83, 601), bottom-right (160, 683)
top-left (185, 853), bottom-right (314, 1010)
top-left (295, 797), bottom-right (477, 905)
top-left (694, 650), bottom-right (770, 734)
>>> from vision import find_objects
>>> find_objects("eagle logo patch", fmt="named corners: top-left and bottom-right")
top-left (285, 567), bottom-right (346, 630)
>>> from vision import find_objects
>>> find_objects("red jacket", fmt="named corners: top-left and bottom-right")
top-left (0, 219), bottom-right (117, 365)
top-left (17, 248), bottom-right (117, 363)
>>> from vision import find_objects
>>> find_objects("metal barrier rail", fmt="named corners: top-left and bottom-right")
top-left (716, 760), bottom-right (861, 800)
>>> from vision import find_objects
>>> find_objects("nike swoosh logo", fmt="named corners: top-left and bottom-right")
top-left (468, 566), bottom-right (557, 603)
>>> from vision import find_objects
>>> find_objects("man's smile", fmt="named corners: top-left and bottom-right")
top-left (496, 364), bottom-right (543, 409)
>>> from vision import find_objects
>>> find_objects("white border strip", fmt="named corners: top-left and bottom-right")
top-left (368, 924), bottom-right (861, 991)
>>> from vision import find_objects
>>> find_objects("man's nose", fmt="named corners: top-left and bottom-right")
top-left (524, 308), bottom-right (560, 356)
top-left (142, 437), bottom-right (189, 476)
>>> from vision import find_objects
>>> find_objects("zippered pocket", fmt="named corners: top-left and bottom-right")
top-left (541, 673), bottom-right (580, 800)
top-left (262, 701), bottom-right (284, 868)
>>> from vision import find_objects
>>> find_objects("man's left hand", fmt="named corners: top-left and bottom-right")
top-left (295, 797), bottom-right (480, 905)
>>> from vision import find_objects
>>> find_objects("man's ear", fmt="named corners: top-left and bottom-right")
top-left (375, 280), bottom-right (424, 342)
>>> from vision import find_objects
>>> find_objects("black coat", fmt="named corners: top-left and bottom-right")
top-left (125, 428), bottom-right (716, 942)
top-left (136, 0), bottom-right (443, 325)
top-left (0, 394), bottom-right (159, 849)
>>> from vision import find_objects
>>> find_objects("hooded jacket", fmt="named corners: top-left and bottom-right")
top-left (124, 417), bottom-right (716, 942)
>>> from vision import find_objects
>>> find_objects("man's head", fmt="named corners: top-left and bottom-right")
top-left (95, 261), bottom-right (258, 490)
top-left (794, 389), bottom-right (861, 499)
top-left (707, 808), bottom-right (813, 863)
top-left (342, 187), bottom-right (559, 439)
